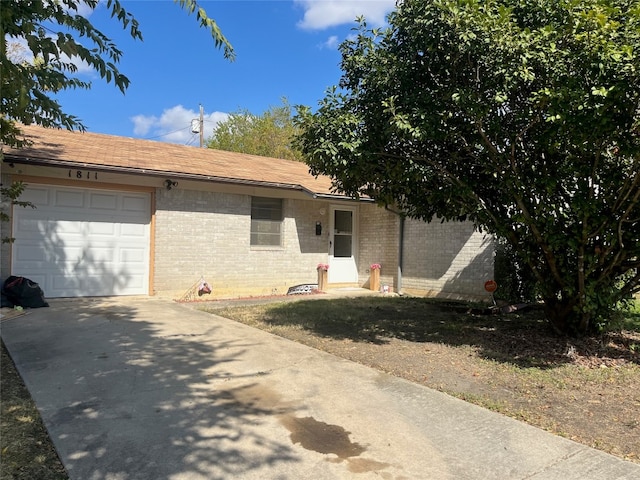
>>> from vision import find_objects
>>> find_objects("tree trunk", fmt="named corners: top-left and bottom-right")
top-left (543, 295), bottom-right (593, 336)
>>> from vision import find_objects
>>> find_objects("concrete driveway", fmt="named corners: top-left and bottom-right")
top-left (1, 297), bottom-right (639, 479)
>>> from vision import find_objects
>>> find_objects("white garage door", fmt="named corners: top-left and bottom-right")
top-left (11, 184), bottom-right (151, 298)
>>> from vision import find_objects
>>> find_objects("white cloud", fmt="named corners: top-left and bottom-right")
top-left (6, 32), bottom-right (95, 76)
top-left (131, 114), bottom-right (157, 136)
top-left (62, 52), bottom-right (94, 75)
top-left (131, 105), bottom-right (229, 145)
top-left (295, 0), bottom-right (395, 30)
top-left (72, 2), bottom-right (97, 18)
top-left (322, 35), bottom-right (340, 49)
top-left (59, 0), bottom-right (97, 17)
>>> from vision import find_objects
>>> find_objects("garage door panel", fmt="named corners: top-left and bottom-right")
top-left (51, 275), bottom-right (95, 297)
top-left (51, 220), bottom-right (84, 236)
top-left (21, 187), bottom-right (50, 205)
top-left (120, 275), bottom-right (146, 292)
top-left (89, 192), bottom-right (118, 210)
top-left (55, 189), bottom-right (85, 208)
top-left (52, 275), bottom-right (79, 290)
top-left (87, 222), bottom-right (117, 236)
top-left (14, 244), bottom-right (49, 263)
top-left (83, 246), bottom-right (115, 260)
top-left (12, 185), bottom-right (150, 297)
top-left (122, 195), bottom-right (148, 212)
top-left (120, 223), bottom-right (147, 237)
top-left (119, 247), bottom-right (146, 263)
top-left (65, 245), bottom-right (88, 259)
top-left (15, 217), bottom-right (47, 234)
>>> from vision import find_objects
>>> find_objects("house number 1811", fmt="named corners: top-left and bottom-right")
top-left (68, 170), bottom-right (98, 180)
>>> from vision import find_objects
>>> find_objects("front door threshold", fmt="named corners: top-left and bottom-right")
top-left (326, 283), bottom-right (360, 290)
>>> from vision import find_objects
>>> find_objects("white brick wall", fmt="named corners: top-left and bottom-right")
top-left (357, 204), bottom-right (399, 290)
top-left (355, 206), bottom-right (494, 298)
top-left (153, 188), bottom-right (329, 299)
top-left (401, 218), bottom-right (495, 298)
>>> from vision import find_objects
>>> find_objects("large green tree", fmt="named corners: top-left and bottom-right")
top-left (1, 0), bottom-right (234, 148)
top-left (294, 0), bottom-right (640, 335)
top-left (207, 99), bottom-right (302, 161)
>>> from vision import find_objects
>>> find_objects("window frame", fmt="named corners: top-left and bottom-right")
top-left (250, 196), bottom-right (284, 248)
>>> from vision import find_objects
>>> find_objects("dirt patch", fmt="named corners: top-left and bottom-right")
top-left (1, 340), bottom-right (68, 480)
top-left (203, 296), bottom-right (640, 463)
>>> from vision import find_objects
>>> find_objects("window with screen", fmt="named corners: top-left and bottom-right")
top-left (250, 197), bottom-right (283, 246)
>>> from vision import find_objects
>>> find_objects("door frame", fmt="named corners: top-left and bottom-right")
top-left (328, 204), bottom-right (358, 284)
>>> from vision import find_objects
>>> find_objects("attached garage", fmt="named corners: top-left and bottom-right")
top-left (11, 184), bottom-right (151, 298)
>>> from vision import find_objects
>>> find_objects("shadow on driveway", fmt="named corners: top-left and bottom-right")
top-left (1, 298), bottom-right (301, 479)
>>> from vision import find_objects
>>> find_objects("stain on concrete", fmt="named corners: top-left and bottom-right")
top-left (279, 415), bottom-right (365, 458)
top-left (216, 382), bottom-right (292, 415)
top-left (279, 414), bottom-right (392, 474)
top-left (217, 381), bottom-right (394, 475)
top-left (346, 456), bottom-right (392, 473)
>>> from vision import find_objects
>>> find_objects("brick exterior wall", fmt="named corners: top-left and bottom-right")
top-left (154, 187), bottom-right (329, 299)
top-left (357, 204), bottom-right (399, 291)
top-left (356, 205), bottom-right (494, 299)
top-left (400, 218), bottom-right (495, 299)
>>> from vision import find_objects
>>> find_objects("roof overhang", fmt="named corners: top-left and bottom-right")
top-left (2, 153), bottom-right (372, 202)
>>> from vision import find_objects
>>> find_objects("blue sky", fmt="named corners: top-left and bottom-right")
top-left (51, 0), bottom-right (396, 145)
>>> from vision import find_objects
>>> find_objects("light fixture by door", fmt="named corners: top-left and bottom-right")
top-left (164, 179), bottom-right (178, 190)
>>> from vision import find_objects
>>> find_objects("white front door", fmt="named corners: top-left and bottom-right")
top-left (328, 206), bottom-right (358, 283)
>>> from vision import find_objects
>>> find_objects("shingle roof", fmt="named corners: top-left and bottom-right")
top-left (2, 124), bottom-right (340, 197)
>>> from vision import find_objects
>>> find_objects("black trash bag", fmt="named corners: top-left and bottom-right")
top-left (1, 290), bottom-right (14, 308)
top-left (2, 276), bottom-right (49, 308)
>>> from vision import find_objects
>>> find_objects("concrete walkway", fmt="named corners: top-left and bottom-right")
top-left (1, 296), bottom-right (639, 480)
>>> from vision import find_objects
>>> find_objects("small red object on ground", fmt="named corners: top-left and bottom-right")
top-left (484, 280), bottom-right (498, 293)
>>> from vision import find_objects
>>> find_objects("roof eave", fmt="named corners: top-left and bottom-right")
top-left (310, 192), bottom-right (373, 202)
top-left (2, 154), bottom-right (358, 200)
